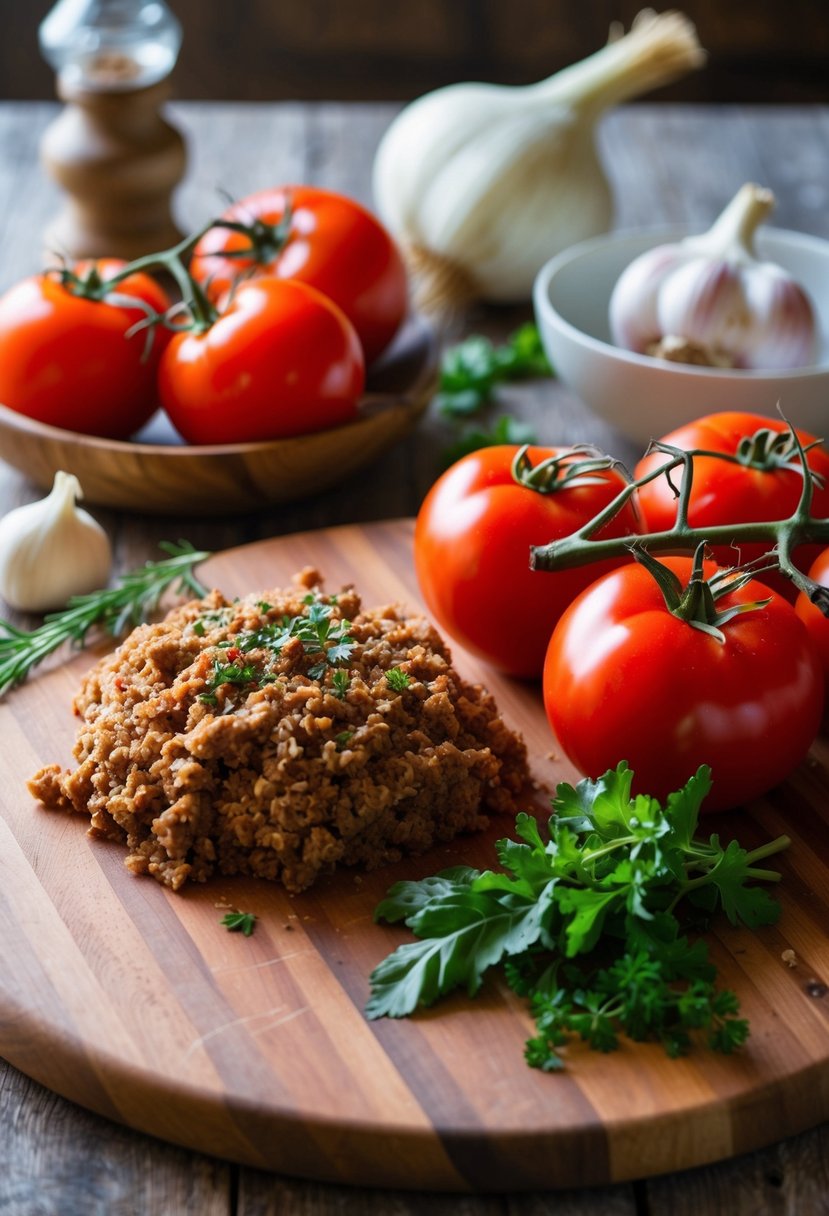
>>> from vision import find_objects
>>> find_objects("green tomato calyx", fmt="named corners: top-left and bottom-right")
top-left (735, 426), bottom-right (826, 482)
top-left (511, 444), bottom-right (622, 495)
top-left (630, 541), bottom-right (773, 643)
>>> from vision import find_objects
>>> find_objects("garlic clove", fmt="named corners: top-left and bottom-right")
top-left (655, 258), bottom-right (746, 363)
top-left (608, 243), bottom-right (683, 351)
top-left (740, 268), bottom-right (818, 370)
top-left (0, 471), bottom-right (112, 612)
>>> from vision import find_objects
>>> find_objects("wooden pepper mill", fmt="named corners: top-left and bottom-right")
top-left (38, 0), bottom-right (187, 261)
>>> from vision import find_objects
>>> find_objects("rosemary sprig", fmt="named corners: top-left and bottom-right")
top-left (0, 540), bottom-right (210, 697)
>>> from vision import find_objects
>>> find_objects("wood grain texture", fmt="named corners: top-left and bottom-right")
top-left (1, 521), bottom-right (829, 1192)
top-left (2, 100), bottom-right (829, 1213)
top-left (0, 1065), bottom-right (231, 1216)
top-left (4, 1), bottom-right (829, 104)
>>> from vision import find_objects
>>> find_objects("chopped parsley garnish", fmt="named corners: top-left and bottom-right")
top-left (198, 595), bottom-right (356, 706)
top-left (332, 669), bottom-right (351, 698)
top-left (386, 667), bottom-right (410, 692)
top-left (366, 763), bottom-right (790, 1070)
top-left (335, 730), bottom-right (355, 751)
top-left (221, 911), bottom-right (257, 937)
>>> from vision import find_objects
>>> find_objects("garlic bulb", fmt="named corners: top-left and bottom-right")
top-left (0, 472), bottom-right (112, 612)
top-left (609, 183), bottom-right (818, 369)
top-left (373, 10), bottom-right (705, 312)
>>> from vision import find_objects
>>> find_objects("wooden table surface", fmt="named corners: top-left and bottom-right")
top-left (1, 99), bottom-right (829, 1215)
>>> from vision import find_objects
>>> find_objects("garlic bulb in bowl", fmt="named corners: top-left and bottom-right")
top-left (373, 9), bottom-right (705, 313)
top-left (609, 183), bottom-right (818, 370)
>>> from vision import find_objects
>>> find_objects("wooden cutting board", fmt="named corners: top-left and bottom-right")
top-left (2, 520), bottom-right (829, 1192)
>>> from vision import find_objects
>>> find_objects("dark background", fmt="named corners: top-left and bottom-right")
top-left (2, 0), bottom-right (828, 103)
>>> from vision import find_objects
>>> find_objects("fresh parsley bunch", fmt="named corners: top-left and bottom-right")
top-left (366, 763), bottom-right (789, 1070)
top-left (437, 322), bottom-right (553, 418)
top-left (437, 322), bottom-right (552, 465)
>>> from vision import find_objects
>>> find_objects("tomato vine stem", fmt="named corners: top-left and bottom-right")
top-left (530, 420), bottom-right (829, 614)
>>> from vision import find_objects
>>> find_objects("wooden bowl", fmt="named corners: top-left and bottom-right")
top-left (0, 314), bottom-right (438, 515)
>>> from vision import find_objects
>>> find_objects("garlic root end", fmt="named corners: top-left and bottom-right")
top-left (404, 243), bottom-right (479, 321)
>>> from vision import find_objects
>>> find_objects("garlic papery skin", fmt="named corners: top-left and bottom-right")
top-left (609, 183), bottom-right (819, 370)
top-left (0, 471), bottom-right (112, 612)
top-left (372, 10), bottom-right (705, 312)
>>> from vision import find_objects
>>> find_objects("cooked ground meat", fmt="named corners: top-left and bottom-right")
top-left (28, 569), bottom-right (529, 893)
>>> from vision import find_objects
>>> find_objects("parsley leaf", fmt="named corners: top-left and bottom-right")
top-left (443, 415), bottom-right (538, 466)
top-left (436, 323), bottom-right (553, 417)
top-left (221, 911), bottom-right (257, 937)
top-left (386, 667), bottom-right (411, 692)
top-left (366, 763), bottom-right (790, 1070)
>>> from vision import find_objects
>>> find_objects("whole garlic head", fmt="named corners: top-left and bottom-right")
top-left (0, 471), bottom-right (112, 612)
top-left (609, 183), bottom-right (818, 370)
top-left (373, 10), bottom-right (705, 312)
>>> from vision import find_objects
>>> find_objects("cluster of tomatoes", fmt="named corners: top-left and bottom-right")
top-left (414, 411), bottom-right (829, 812)
top-left (0, 186), bottom-right (408, 445)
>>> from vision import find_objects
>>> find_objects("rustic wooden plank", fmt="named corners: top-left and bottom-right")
top-left (5, 2), bottom-right (829, 104)
top-left (237, 1175), bottom-right (506, 1215)
top-left (503, 1188), bottom-right (639, 1215)
top-left (0, 1060), bottom-right (232, 1216)
top-left (645, 1124), bottom-right (829, 1215)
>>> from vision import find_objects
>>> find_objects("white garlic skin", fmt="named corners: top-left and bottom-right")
top-left (0, 471), bottom-right (112, 612)
top-left (609, 185), bottom-right (819, 371)
top-left (373, 11), bottom-right (705, 306)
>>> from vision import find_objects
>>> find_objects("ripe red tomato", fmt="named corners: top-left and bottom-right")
top-left (635, 412), bottom-right (829, 600)
top-left (414, 445), bottom-right (639, 678)
top-left (543, 556), bottom-right (824, 811)
top-left (190, 186), bottom-right (408, 364)
top-left (158, 277), bottom-right (365, 445)
top-left (795, 548), bottom-right (829, 692)
top-left (0, 260), bottom-right (170, 439)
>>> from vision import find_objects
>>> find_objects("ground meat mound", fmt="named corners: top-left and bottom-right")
top-left (28, 569), bottom-right (529, 894)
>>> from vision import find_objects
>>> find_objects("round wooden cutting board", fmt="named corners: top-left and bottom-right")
top-left (2, 520), bottom-right (829, 1192)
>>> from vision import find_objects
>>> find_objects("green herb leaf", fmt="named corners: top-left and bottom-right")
top-left (221, 911), bottom-right (257, 937)
top-left (386, 667), bottom-right (411, 692)
top-left (443, 415), bottom-right (538, 467)
top-left (366, 883), bottom-right (557, 1019)
top-left (437, 323), bottom-right (553, 418)
top-left (366, 763), bottom-right (790, 1070)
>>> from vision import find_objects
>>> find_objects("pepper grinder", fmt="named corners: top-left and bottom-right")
top-left (38, 0), bottom-right (187, 260)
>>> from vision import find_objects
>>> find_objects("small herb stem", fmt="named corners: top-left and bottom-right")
top-left (744, 835), bottom-right (792, 865)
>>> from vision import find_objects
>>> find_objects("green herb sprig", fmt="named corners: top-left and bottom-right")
top-left (366, 763), bottom-right (789, 1070)
top-left (0, 541), bottom-right (210, 698)
top-left (386, 667), bottom-right (410, 692)
top-left (221, 910), bottom-right (257, 936)
top-left (437, 322), bottom-right (552, 417)
top-left (443, 415), bottom-right (539, 467)
top-left (234, 595), bottom-right (355, 679)
top-left (200, 594), bottom-right (356, 705)
top-left (437, 323), bottom-right (551, 465)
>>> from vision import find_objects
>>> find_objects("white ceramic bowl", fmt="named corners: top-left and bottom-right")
top-left (533, 226), bottom-right (829, 445)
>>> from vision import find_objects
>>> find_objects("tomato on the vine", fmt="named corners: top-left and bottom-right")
top-left (158, 277), bottom-right (365, 445)
top-left (414, 444), bottom-right (639, 678)
top-left (190, 185), bottom-right (408, 364)
top-left (0, 260), bottom-right (170, 439)
top-left (795, 548), bottom-right (829, 693)
top-left (543, 554), bottom-right (824, 811)
top-left (635, 412), bottom-right (829, 600)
